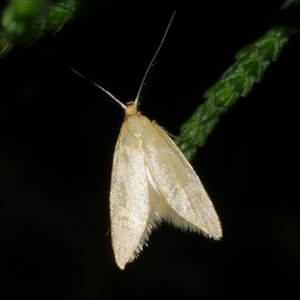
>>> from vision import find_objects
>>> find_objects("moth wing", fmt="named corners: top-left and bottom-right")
top-left (142, 119), bottom-right (222, 239)
top-left (110, 120), bottom-right (150, 269)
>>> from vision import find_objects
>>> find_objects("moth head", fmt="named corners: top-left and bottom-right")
top-left (125, 101), bottom-right (138, 118)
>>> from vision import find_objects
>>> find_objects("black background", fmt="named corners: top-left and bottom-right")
top-left (1, 0), bottom-right (300, 299)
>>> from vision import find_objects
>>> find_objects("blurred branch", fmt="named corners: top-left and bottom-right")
top-left (0, 0), bottom-right (97, 58)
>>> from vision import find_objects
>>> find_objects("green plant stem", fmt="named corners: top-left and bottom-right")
top-left (175, 0), bottom-right (299, 162)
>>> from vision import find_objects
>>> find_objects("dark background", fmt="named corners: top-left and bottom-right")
top-left (1, 0), bottom-right (300, 299)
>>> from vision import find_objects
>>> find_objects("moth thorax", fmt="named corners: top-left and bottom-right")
top-left (125, 101), bottom-right (138, 118)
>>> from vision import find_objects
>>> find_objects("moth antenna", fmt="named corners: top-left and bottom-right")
top-left (134, 11), bottom-right (176, 104)
top-left (70, 68), bottom-right (127, 109)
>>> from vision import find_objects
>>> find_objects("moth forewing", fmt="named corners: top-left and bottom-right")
top-left (145, 122), bottom-right (222, 239)
top-left (110, 115), bottom-right (150, 269)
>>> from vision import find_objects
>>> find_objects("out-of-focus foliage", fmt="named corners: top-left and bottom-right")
top-left (0, 0), bottom-right (94, 58)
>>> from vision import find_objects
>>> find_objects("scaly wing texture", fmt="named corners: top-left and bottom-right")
top-left (110, 114), bottom-right (222, 269)
top-left (140, 116), bottom-right (222, 239)
top-left (110, 119), bottom-right (151, 269)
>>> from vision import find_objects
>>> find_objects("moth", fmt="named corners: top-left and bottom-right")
top-left (73, 12), bottom-right (222, 270)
